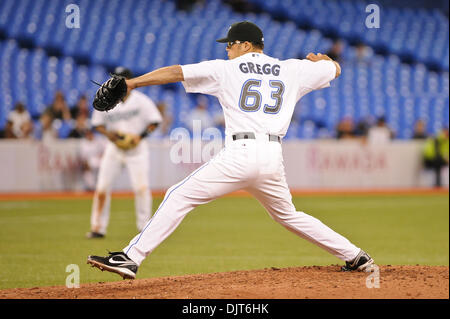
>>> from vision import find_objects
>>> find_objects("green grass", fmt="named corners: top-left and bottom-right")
top-left (0, 194), bottom-right (448, 289)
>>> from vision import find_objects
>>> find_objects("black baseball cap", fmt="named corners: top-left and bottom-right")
top-left (216, 21), bottom-right (264, 45)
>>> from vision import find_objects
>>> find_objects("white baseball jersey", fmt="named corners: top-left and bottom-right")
top-left (89, 90), bottom-right (162, 236)
top-left (123, 52), bottom-right (362, 267)
top-left (181, 52), bottom-right (336, 137)
top-left (91, 90), bottom-right (162, 134)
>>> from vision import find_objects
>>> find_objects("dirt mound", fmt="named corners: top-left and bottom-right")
top-left (1, 265), bottom-right (448, 299)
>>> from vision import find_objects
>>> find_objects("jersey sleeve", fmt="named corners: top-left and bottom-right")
top-left (181, 59), bottom-right (225, 96)
top-left (296, 59), bottom-right (337, 91)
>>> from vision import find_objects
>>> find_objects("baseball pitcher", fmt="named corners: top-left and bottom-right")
top-left (87, 22), bottom-right (374, 278)
top-left (86, 67), bottom-right (162, 238)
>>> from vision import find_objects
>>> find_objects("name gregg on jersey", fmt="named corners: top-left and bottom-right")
top-left (239, 62), bottom-right (281, 76)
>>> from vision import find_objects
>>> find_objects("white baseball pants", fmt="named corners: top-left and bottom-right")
top-left (124, 135), bottom-right (360, 266)
top-left (90, 141), bottom-right (152, 234)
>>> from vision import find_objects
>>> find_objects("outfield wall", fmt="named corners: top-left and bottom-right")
top-left (0, 139), bottom-right (447, 192)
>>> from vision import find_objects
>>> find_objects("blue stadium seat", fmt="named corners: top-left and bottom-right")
top-left (0, 0), bottom-right (448, 139)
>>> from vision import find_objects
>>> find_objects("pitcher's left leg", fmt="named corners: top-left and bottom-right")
top-left (126, 145), bottom-right (152, 231)
top-left (90, 144), bottom-right (122, 235)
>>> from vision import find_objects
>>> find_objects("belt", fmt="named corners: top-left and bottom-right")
top-left (232, 132), bottom-right (281, 143)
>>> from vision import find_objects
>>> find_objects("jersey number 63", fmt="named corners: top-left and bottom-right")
top-left (239, 79), bottom-right (285, 114)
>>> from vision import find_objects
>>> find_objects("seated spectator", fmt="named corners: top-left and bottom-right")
top-left (68, 114), bottom-right (89, 138)
top-left (35, 111), bottom-right (58, 142)
top-left (45, 90), bottom-right (72, 122)
top-left (367, 116), bottom-right (394, 144)
top-left (316, 121), bottom-right (332, 139)
top-left (2, 121), bottom-right (15, 138)
top-left (213, 111), bottom-right (226, 131)
top-left (423, 128), bottom-right (449, 188)
top-left (336, 116), bottom-right (355, 139)
top-left (413, 120), bottom-right (428, 139)
top-left (150, 102), bottom-right (173, 139)
top-left (354, 42), bottom-right (374, 64)
top-left (326, 40), bottom-right (344, 63)
top-left (209, 100), bottom-right (226, 131)
top-left (70, 94), bottom-right (90, 120)
top-left (5, 102), bottom-right (33, 139)
top-left (353, 118), bottom-right (371, 138)
top-left (20, 121), bottom-right (33, 139)
top-left (156, 102), bottom-right (173, 138)
top-left (184, 95), bottom-right (213, 133)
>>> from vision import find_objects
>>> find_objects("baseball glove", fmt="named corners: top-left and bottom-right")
top-left (114, 132), bottom-right (140, 150)
top-left (92, 75), bottom-right (128, 112)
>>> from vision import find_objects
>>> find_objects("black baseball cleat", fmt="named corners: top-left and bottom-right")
top-left (341, 250), bottom-right (374, 272)
top-left (85, 231), bottom-right (105, 239)
top-left (87, 251), bottom-right (138, 279)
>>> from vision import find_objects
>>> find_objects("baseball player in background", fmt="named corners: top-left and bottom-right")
top-left (79, 128), bottom-right (105, 191)
top-left (86, 67), bottom-right (163, 239)
top-left (88, 22), bottom-right (374, 278)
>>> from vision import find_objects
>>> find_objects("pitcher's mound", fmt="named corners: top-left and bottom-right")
top-left (1, 265), bottom-right (448, 299)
